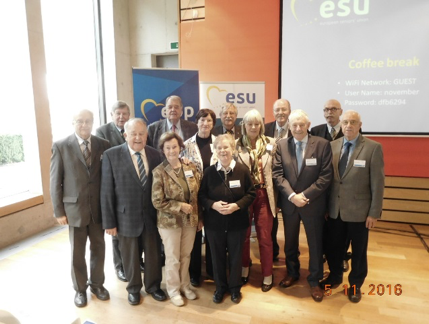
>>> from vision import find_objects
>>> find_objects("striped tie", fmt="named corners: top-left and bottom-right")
top-left (276, 128), bottom-right (285, 143)
top-left (330, 127), bottom-right (337, 140)
top-left (135, 152), bottom-right (147, 186)
top-left (82, 140), bottom-right (91, 167)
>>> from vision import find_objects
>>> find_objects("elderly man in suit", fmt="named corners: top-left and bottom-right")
top-left (272, 109), bottom-right (333, 302)
top-left (264, 99), bottom-right (292, 141)
top-left (147, 95), bottom-right (198, 149)
top-left (101, 118), bottom-right (166, 306)
top-left (50, 109), bottom-right (111, 307)
top-left (321, 110), bottom-right (384, 303)
top-left (212, 103), bottom-right (242, 139)
top-left (96, 100), bottom-right (130, 282)
top-left (310, 99), bottom-right (343, 141)
top-left (264, 98), bottom-right (292, 262)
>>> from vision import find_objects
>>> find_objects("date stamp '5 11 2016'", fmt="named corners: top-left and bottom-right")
top-left (324, 284), bottom-right (403, 296)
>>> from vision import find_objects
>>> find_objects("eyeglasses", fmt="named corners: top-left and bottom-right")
top-left (323, 107), bottom-right (340, 112)
top-left (341, 120), bottom-right (359, 126)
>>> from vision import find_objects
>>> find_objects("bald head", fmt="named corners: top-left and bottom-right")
top-left (273, 99), bottom-right (291, 127)
top-left (323, 99), bottom-right (343, 127)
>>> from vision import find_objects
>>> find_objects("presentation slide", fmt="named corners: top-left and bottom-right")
top-left (281, 0), bottom-right (429, 134)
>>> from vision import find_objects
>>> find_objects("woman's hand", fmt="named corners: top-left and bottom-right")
top-left (180, 202), bottom-right (193, 214)
top-left (212, 201), bottom-right (240, 215)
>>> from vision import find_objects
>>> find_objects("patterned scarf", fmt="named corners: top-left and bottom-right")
top-left (237, 135), bottom-right (269, 185)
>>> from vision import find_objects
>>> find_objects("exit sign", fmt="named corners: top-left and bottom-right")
top-left (170, 42), bottom-right (179, 50)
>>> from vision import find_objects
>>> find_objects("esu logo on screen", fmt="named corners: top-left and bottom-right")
top-left (320, 0), bottom-right (369, 18)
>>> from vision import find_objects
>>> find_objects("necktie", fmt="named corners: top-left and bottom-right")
top-left (296, 141), bottom-right (303, 173)
top-left (135, 152), bottom-right (147, 186)
top-left (330, 127), bottom-right (337, 140)
top-left (172, 124), bottom-right (177, 133)
top-left (338, 142), bottom-right (352, 178)
top-left (82, 140), bottom-right (91, 167)
top-left (120, 129), bottom-right (125, 138)
top-left (276, 128), bottom-right (285, 142)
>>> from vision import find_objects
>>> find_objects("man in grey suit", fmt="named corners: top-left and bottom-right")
top-left (147, 95), bottom-right (198, 149)
top-left (321, 110), bottom-right (384, 303)
top-left (212, 103), bottom-right (242, 139)
top-left (96, 100), bottom-right (130, 282)
top-left (50, 109), bottom-right (110, 307)
top-left (273, 109), bottom-right (333, 302)
top-left (101, 118), bottom-right (166, 306)
top-left (310, 99), bottom-right (344, 141)
top-left (264, 98), bottom-right (292, 262)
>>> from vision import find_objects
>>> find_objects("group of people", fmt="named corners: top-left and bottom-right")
top-left (50, 95), bottom-right (384, 309)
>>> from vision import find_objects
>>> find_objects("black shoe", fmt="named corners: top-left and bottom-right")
top-left (343, 260), bottom-right (350, 272)
top-left (151, 289), bottom-right (167, 302)
top-left (348, 287), bottom-right (362, 303)
top-left (74, 292), bottom-right (87, 307)
top-left (212, 291), bottom-right (225, 304)
top-left (140, 261), bottom-right (145, 273)
top-left (241, 266), bottom-right (250, 285)
top-left (319, 276), bottom-right (343, 290)
top-left (231, 292), bottom-right (242, 304)
top-left (190, 277), bottom-right (200, 287)
top-left (128, 292), bottom-right (141, 305)
top-left (116, 268), bottom-right (128, 282)
top-left (90, 286), bottom-right (110, 301)
top-left (261, 275), bottom-right (274, 292)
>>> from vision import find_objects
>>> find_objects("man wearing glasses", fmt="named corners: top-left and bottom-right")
top-left (310, 99), bottom-right (343, 141)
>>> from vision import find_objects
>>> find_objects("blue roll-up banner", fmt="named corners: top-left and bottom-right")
top-left (132, 68), bottom-right (199, 124)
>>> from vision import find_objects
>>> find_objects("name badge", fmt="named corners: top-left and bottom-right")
top-left (306, 158), bottom-right (317, 166)
top-left (229, 180), bottom-right (241, 188)
top-left (354, 160), bottom-right (366, 168)
top-left (266, 144), bottom-right (273, 151)
top-left (184, 170), bottom-right (194, 178)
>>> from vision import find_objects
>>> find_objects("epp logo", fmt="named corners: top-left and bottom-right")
top-left (140, 99), bottom-right (164, 121)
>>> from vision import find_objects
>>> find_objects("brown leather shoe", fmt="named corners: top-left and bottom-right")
top-left (279, 276), bottom-right (298, 288)
top-left (310, 286), bottom-right (324, 302)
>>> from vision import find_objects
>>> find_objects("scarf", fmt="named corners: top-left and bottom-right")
top-left (237, 135), bottom-right (268, 185)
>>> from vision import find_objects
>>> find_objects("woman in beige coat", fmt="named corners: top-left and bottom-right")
top-left (236, 109), bottom-right (277, 292)
top-left (152, 132), bottom-right (201, 307)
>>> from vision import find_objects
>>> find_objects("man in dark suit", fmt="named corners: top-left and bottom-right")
top-left (147, 95), bottom-right (198, 149)
top-left (264, 99), bottom-right (292, 140)
top-left (96, 100), bottom-right (130, 282)
top-left (310, 99), bottom-right (343, 141)
top-left (321, 110), bottom-right (384, 303)
top-left (212, 103), bottom-right (242, 139)
top-left (50, 109), bottom-right (110, 307)
top-left (101, 118), bottom-right (166, 306)
top-left (264, 98), bottom-right (292, 262)
top-left (273, 109), bottom-right (333, 302)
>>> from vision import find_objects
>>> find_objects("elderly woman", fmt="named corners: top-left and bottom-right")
top-left (181, 108), bottom-right (217, 286)
top-left (236, 109), bottom-right (277, 292)
top-left (152, 132), bottom-right (201, 307)
top-left (198, 134), bottom-right (256, 304)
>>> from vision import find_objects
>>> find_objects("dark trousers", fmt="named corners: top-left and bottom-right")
top-left (242, 188), bottom-right (273, 277)
top-left (112, 235), bottom-right (123, 270)
top-left (271, 215), bottom-right (280, 258)
top-left (189, 230), bottom-right (213, 279)
top-left (206, 228), bottom-right (247, 294)
top-left (69, 221), bottom-right (105, 292)
top-left (283, 209), bottom-right (324, 287)
top-left (325, 215), bottom-right (369, 288)
top-left (118, 226), bottom-right (163, 294)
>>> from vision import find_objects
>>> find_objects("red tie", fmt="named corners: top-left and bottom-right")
top-left (172, 124), bottom-right (177, 133)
